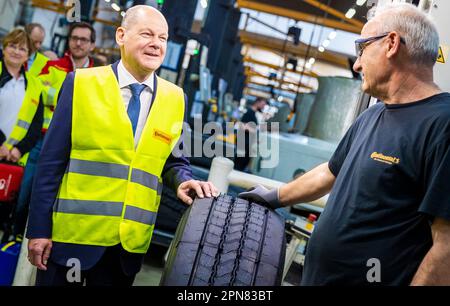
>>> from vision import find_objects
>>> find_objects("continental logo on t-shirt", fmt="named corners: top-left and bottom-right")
top-left (370, 152), bottom-right (400, 165)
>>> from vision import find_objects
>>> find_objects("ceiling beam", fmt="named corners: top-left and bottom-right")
top-left (302, 0), bottom-right (364, 28)
top-left (246, 79), bottom-right (307, 95)
top-left (236, 0), bottom-right (362, 34)
top-left (240, 30), bottom-right (349, 68)
top-left (243, 56), bottom-right (319, 78)
top-left (244, 68), bottom-right (314, 90)
top-left (31, 0), bottom-right (65, 14)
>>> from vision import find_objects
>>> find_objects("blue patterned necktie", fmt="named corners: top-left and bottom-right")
top-left (128, 83), bottom-right (146, 136)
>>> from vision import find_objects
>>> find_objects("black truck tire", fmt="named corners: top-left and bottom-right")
top-left (160, 195), bottom-right (286, 286)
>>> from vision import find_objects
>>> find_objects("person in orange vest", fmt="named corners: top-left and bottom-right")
top-left (26, 6), bottom-right (218, 286)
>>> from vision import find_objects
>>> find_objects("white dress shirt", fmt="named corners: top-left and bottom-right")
top-left (0, 75), bottom-right (26, 141)
top-left (117, 60), bottom-right (154, 147)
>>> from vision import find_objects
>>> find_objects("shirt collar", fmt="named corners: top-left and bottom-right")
top-left (117, 60), bottom-right (154, 92)
top-left (70, 55), bottom-right (90, 70)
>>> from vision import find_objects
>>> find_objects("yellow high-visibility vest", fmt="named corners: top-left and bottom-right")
top-left (27, 52), bottom-right (49, 77)
top-left (0, 61), bottom-right (43, 166)
top-left (39, 66), bottom-right (68, 130)
top-left (52, 65), bottom-right (185, 253)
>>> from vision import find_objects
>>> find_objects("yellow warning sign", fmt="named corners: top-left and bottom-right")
top-left (437, 46), bottom-right (445, 63)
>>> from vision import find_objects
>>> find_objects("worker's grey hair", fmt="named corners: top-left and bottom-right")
top-left (370, 3), bottom-right (439, 66)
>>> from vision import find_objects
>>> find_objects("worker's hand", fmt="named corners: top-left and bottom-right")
top-left (28, 238), bottom-right (53, 271)
top-left (8, 147), bottom-right (22, 163)
top-left (0, 145), bottom-right (10, 160)
top-left (238, 185), bottom-right (282, 209)
top-left (177, 180), bottom-right (219, 205)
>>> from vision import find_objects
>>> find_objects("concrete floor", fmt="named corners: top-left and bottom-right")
top-left (1, 231), bottom-right (300, 286)
top-left (133, 243), bottom-right (166, 286)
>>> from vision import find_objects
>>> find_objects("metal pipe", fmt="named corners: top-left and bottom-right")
top-left (208, 157), bottom-right (327, 208)
top-left (207, 157), bottom-right (234, 193)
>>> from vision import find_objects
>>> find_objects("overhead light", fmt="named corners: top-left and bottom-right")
top-left (322, 39), bottom-right (330, 47)
top-left (111, 3), bottom-right (120, 11)
top-left (356, 0), bottom-right (367, 6)
top-left (328, 31), bottom-right (337, 40)
top-left (277, 96), bottom-right (283, 102)
top-left (345, 8), bottom-right (356, 19)
top-left (305, 62), bottom-right (312, 69)
top-left (288, 84), bottom-right (295, 90)
top-left (308, 58), bottom-right (315, 65)
top-left (286, 63), bottom-right (293, 70)
top-left (318, 46), bottom-right (325, 52)
top-left (200, 0), bottom-right (208, 9)
top-left (104, 0), bottom-right (110, 2)
top-left (120, 11), bottom-right (125, 17)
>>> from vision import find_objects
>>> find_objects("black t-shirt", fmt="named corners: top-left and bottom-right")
top-left (301, 92), bottom-right (450, 285)
top-left (241, 107), bottom-right (258, 124)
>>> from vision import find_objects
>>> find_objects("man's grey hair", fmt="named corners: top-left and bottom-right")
top-left (369, 3), bottom-right (439, 66)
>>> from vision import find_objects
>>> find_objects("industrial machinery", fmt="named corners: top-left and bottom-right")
top-left (250, 76), bottom-right (362, 183)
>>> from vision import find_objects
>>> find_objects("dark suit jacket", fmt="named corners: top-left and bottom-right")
top-left (26, 61), bottom-right (192, 275)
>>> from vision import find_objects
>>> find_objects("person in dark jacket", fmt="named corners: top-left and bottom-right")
top-left (234, 97), bottom-right (267, 171)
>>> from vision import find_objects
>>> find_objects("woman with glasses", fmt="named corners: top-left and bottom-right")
top-left (0, 28), bottom-right (44, 242)
top-left (0, 28), bottom-right (43, 165)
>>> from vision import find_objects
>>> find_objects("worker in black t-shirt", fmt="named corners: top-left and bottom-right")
top-left (240, 3), bottom-right (450, 285)
top-left (234, 97), bottom-right (267, 171)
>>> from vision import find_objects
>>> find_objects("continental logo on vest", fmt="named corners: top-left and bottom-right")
top-left (370, 152), bottom-right (400, 165)
top-left (153, 129), bottom-right (172, 145)
top-left (31, 99), bottom-right (39, 106)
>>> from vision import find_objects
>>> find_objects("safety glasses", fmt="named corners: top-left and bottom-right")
top-left (355, 32), bottom-right (406, 57)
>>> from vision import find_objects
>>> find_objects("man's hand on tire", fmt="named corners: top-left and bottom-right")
top-left (238, 185), bottom-right (282, 209)
top-left (177, 179), bottom-right (219, 205)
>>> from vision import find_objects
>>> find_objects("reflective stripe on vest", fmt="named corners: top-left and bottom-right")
top-left (54, 199), bottom-right (158, 225)
top-left (0, 62), bottom-right (43, 166)
top-left (40, 67), bottom-right (67, 130)
top-left (64, 158), bottom-right (163, 194)
top-left (52, 65), bottom-right (185, 253)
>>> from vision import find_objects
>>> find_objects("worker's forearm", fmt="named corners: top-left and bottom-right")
top-left (411, 244), bottom-right (450, 285)
top-left (279, 162), bottom-right (335, 206)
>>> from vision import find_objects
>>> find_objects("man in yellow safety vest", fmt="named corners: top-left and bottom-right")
top-left (26, 5), bottom-right (218, 286)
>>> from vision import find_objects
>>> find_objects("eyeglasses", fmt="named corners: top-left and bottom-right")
top-left (355, 32), bottom-right (406, 57)
top-left (69, 36), bottom-right (91, 45)
top-left (6, 43), bottom-right (28, 55)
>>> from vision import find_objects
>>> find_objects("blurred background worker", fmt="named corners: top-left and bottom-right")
top-left (38, 22), bottom-right (97, 134)
top-left (9, 22), bottom-right (98, 240)
top-left (234, 97), bottom-right (267, 171)
top-left (0, 28), bottom-right (43, 164)
top-left (24, 23), bottom-right (48, 77)
top-left (0, 28), bottom-right (44, 232)
top-left (26, 5), bottom-right (217, 286)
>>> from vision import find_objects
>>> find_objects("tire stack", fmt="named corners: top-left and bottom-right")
top-left (161, 195), bottom-right (286, 286)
